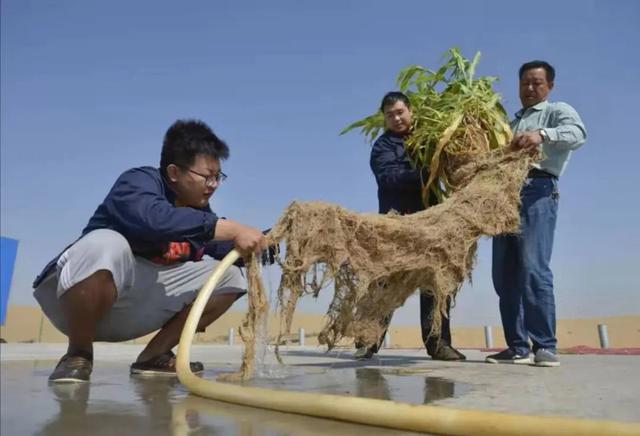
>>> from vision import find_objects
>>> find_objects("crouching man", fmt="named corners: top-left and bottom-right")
top-left (33, 119), bottom-right (267, 383)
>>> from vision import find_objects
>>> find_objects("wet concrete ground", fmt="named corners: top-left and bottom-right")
top-left (2, 343), bottom-right (639, 435)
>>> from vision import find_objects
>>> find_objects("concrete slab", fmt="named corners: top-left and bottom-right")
top-left (1, 343), bottom-right (639, 435)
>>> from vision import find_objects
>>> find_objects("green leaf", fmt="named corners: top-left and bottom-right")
top-left (467, 51), bottom-right (481, 84)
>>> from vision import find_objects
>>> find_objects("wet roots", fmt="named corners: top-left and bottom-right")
top-left (230, 149), bottom-right (531, 380)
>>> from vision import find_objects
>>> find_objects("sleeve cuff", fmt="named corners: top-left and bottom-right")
top-left (544, 127), bottom-right (559, 143)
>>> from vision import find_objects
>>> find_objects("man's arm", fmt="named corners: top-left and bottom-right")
top-left (103, 168), bottom-right (217, 242)
top-left (370, 136), bottom-right (423, 190)
top-left (511, 103), bottom-right (586, 153)
top-left (543, 102), bottom-right (587, 151)
top-left (103, 168), bottom-right (266, 255)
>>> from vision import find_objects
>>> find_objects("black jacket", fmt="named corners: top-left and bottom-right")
top-left (370, 131), bottom-right (425, 214)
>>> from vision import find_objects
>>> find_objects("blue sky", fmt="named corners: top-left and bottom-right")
top-left (1, 0), bottom-right (639, 326)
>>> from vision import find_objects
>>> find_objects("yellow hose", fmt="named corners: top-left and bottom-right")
top-left (176, 249), bottom-right (640, 436)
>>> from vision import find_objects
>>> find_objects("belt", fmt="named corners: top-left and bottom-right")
top-left (528, 168), bottom-right (557, 178)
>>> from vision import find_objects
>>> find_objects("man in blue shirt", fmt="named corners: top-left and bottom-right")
top-left (486, 61), bottom-right (586, 367)
top-left (34, 119), bottom-right (268, 382)
top-left (359, 92), bottom-right (465, 361)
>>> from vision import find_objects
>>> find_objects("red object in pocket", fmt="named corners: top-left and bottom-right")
top-left (151, 241), bottom-right (192, 265)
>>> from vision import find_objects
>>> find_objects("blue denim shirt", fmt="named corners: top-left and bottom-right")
top-left (370, 131), bottom-right (425, 214)
top-left (33, 166), bottom-right (220, 287)
top-left (511, 100), bottom-right (587, 177)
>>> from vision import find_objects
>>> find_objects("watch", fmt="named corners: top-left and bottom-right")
top-left (539, 129), bottom-right (548, 142)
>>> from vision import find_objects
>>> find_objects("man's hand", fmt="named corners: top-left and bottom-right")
top-left (233, 225), bottom-right (268, 256)
top-left (204, 228), bottom-right (278, 266)
top-left (510, 130), bottom-right (543, 154)
top-left (214, 219), bottom-right (268, 256)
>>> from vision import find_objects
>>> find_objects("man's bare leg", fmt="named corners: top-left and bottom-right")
top-left (61, 269), bottom-right (117, 355)
top-left (49, 269), bottom-right (117, 382)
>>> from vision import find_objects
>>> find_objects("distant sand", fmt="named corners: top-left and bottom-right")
top-left (1, 305), bottom-right (638, 349)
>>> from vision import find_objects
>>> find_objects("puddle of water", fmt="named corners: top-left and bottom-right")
top-left (1, 360), bottom-right (469, 435)
top-left (238, 366), bottom-right (470, 404)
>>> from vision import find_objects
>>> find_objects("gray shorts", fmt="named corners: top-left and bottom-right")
top-left (33, 229), bottom-right (246, 342)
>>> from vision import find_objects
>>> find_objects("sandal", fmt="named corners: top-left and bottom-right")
top-left (130, 351), bottom-right (203, 376)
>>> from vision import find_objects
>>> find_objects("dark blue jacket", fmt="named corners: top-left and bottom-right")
top-left (84, 166), bottom-right (218, 254)
top-left (370, 131), bottom-right (425, 214)
top-left (34, 166), bottom-right (229, 287)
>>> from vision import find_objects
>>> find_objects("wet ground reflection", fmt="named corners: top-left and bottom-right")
top-left (1, 361), bottom-right (470, 435)
top-left (242, 365), bottom-right (470, 404)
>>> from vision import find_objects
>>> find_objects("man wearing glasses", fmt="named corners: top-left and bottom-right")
top-left (33, 119), bottom-right (267, 383)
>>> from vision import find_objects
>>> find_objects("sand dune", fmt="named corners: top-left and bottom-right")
top-left (1, 305), bottom-right (638, 349)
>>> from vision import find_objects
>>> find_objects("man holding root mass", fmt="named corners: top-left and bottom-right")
top-left (33, 119), bottom-right (267, 382)
top-left (357, 91), bottom-right (465, 361)
top-left (487, 61), bottom-right (586, 367)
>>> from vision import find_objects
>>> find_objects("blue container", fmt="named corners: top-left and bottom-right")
top-left (1, 237), bottom-right (19, 325)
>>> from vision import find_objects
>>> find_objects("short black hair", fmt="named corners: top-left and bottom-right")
top-left (519, 60), bottom-right (555, 83)
top-left (160, 119), bottom-right (229, 176)
top-left (380, 91), bottom-right (411, 113)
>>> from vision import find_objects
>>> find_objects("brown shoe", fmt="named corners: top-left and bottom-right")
top-left (430, 345), bottom-right (466, 361)
top-left (49, 352), bottom-right (93, 383)
top-left (130, 351), bottom-right (204, 377)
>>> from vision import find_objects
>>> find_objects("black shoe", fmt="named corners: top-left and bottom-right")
top-left (430, 345), bottom-right (466, 361)
top-left (353, 347), bottom-right (376, 360)
top-left (49, 352), bottom-right (93, 383)
top-left (131, 351), bottom-right (204, 377)
top-left (485, 348), bottom-right (531, 364)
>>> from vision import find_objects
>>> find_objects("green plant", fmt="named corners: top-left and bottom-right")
top-left (341, 47), bottom-right (512, 205)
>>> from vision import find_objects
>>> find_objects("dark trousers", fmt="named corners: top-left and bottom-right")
top-left (420, 293), bottom-right (452, 355)
top-left (363, 293), bottom-right (453, 355)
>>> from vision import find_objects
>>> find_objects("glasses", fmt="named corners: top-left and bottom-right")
top-left (178, 165), bottom-right (228, 188)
